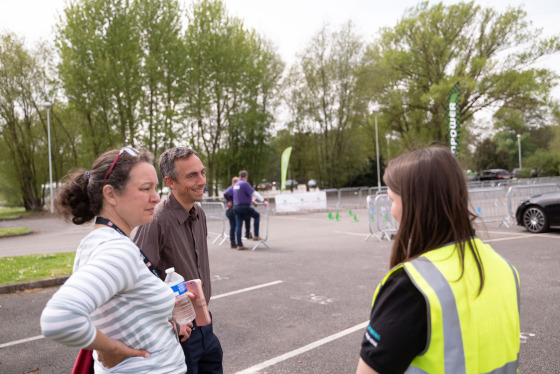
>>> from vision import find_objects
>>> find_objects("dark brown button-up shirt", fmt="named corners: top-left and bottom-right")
top-left (134, 193), bottom-right (212, 303)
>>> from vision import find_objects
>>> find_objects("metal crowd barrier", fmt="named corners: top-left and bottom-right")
top-left (505, 183), bottom-right (560, 220)
top-left (468, 187), bottom-right (510, 227)
top-left (468, 180), bottom-right (511, 189)
top-left (468, 176), bottom-right (560, 189)
top-left (364, 194), bottom-right (398, 242)
top-left (362, 183), bottom-right (560, 242)
top-left (213, 201), bottom-right (271, 251)
top-left (198, 201), bottom-right (226, 244)
top-left (338, 187), bottom-right (368, 208)
top-left (200, 181), bottom-right (559, 246)
top-left (368, 186), bottom-right (387, 196)
top-left (467, 183), bottom-right (560, 226)
top-left (509, 176), bottom-right (560, 186)
top-left (250, 203), bottom-right (271, 251)
top-left (325, 189), bottom-right (340, 210)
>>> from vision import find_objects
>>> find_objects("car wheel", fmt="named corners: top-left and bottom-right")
top-left (522, 206), bottom-right (549, 233)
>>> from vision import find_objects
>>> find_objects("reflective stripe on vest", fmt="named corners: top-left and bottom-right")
top-left (500, 254), bottom-right (521, 317)
top-left (404, 257), bottom-right (466, 374)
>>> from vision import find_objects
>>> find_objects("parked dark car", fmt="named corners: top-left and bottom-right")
top-left (515, 191), bottom-right (560, 233)
top-left (257, 179), bottom-right (273, 191)
top-left (477, 169), bottom-right (511, 181)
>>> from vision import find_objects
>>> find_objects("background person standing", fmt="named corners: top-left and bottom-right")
top-left (232, 170), bottom-right (268, 250)
top-left (224, 176), bottom-right (251, 248)
top-left (134, 147), bottom-right (223, 374)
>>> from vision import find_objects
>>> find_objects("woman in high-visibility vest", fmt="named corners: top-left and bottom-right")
top-left (357, 146), bottom-right (520, 374)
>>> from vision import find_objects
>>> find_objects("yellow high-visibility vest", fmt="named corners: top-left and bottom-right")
top-left (372, 239), bottom-right (520, 374)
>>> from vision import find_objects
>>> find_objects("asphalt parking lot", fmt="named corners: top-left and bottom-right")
top-left (1, 209), bottom-right (559, 373)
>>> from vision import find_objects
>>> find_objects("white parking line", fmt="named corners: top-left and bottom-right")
top-left (334, 231), bottom-right (369, 238)
top-left (485, 231), bottom-right (528, 236)
top-left (0, 280), bottom-right (283, 349)
top-left (484, 235), bottom-right (535, 243)
top-left (212, 280), bottom-right (283, 300)
top-left (274, 216), bottom-right (322, 221)
top-left (0, 335), bottom-right (44, 349)
top-left (484, 233), bottom-right (560, 243)
top-left (235, 321), bottom-right (369, 374)
top-left (484, 231), bottom-right (560, 239)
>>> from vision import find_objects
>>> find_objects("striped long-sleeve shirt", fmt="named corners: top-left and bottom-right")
top-left (40, 227), bottom-right (186, 374)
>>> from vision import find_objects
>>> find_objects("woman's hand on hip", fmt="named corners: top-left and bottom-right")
top-left (96, 339), bottom-right (150, 368)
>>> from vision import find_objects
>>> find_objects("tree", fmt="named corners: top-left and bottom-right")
top-left (56, 0), bottom-right (196, 175)
top-left (136, 0), bottom-right (186, 160)
top-left (359, 1), bottom-right (560, 151)
top-left (183, 0), bottom-right (283, 195)
top-left (0, 33), bottom-right (55, 210)
top-left (473, 138), bottom-right (509, 171)
top-left (549, 104), bottom-right (560, 174)
top-left (286, 22), bottom-right (369, 188)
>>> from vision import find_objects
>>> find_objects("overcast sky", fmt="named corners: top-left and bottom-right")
top-left (1, 0), bottom-right (559, 99)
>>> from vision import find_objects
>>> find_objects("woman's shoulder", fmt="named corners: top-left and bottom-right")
top-left (383, 267), bottom-right (414, 289)
top-left (81, 228), bottom-right (140, 259)
top-left (377, 267), bottom-right (425, 306)
top-left (86, 227), bottom-right (134, 244)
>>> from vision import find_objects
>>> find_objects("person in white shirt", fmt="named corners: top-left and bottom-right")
top-left (41, 147), bottom-right (190, 374)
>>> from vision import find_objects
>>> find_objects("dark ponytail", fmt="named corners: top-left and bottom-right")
top-left (55, 170), bottom-right (96, 224)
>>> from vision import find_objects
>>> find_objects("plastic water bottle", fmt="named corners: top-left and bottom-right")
top-left (164, 267), bottom-right (196, 324)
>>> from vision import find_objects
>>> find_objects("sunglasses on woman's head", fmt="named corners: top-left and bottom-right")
top-left (104, 146), bottom-right (139, 180)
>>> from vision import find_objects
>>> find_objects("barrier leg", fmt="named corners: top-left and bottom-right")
top-left (251, 239), bottom-right (271, 251)
top-left (219, 235), bottom-right (229, 246)
top-left (500, 216), bottom-right (512, 228)
top-left (250, 203), bottom-right (271, 251)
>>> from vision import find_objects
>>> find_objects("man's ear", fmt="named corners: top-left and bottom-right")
top-left (164, 176), bottom-right (175, 190)
top-left (103, 184), bottom-right (118, 206)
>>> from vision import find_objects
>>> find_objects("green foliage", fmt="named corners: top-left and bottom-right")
top-left (284, 22), bottom-right (369, 188)
top-left (514, 168), bottom-right (532, 179)
top-left (0, 227), bottom-right (31, 237)
top-left (54, 0), bottom-right (284, 194)
top-left (473, 138), bottom-right (509, 171)
top-left (136, 0), bottom-right (186, 161)
top-left (2, 1), bottom-right (559, 197)
top-left (183, 0), bottom-right (283, 195)
top-left (491, 104), bottom-right (558, 173)
top-left (0, 207), bottom-right (31, 219)
top-left (525, 149), bottom-right (560, 177)
top-left (56, 0), bottom-right (146, 158)
top-left (0, 253), bottom-right (75, 285)
top-left (550, 116), bottom-right (560, 174)
top-left (0, 33), bottom-right (55, 211)
top-left (358, 1), bottom-right (560, 151)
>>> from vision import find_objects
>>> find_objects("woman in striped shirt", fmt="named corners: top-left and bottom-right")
top-left (41, 147), bottom-right (189, 374)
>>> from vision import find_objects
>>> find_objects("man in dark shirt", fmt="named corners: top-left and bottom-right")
top-left (232, 170), bottom-right (268, 250)
top-left (134, 147), bottom-right (223, 374)
top-left (224, 176), bottom-right (251, 248)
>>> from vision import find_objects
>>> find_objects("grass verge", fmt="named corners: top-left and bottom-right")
top-left (0, 207), bottom-right (33, 220)
top-left (0, 253), bottom-right (75, 285)
top-left (0, 227), bottom-right (31, 237)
